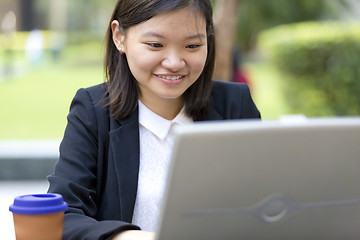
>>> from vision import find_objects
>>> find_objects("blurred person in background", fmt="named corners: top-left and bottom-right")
top-left (47, 0), bottom-right (260, 239)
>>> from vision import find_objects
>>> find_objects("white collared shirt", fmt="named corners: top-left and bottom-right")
top-left (132, 100), bottom-right (193, 232)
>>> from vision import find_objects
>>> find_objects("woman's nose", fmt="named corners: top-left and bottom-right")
top-left (161, 51), bottom-right (185, 72)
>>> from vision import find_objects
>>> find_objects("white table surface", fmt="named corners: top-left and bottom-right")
top-left (0, 180), bottom-right (49, 240)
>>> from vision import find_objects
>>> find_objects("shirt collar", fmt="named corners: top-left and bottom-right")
top-left (138, 100), bottom-right (193, 140)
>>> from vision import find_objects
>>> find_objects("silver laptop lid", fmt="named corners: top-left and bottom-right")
top-left (156, 117), bottom-right (360, 240)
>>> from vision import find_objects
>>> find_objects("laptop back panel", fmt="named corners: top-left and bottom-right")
top-left (156, 118), bottom-right (360, 240)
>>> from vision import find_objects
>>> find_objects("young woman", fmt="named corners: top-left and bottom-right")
top-left (48, 0), bottom-right (261, 239)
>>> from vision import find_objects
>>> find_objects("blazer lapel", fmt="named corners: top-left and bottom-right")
top-left (109, 110), bottom-right (140, 222)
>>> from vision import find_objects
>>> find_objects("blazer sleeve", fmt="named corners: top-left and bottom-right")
top-left (211, 81), bottom-right (261, 119)
top-left (47, 88), bottom-right (140, 240)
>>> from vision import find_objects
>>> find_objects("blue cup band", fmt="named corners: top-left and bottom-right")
top-left (9, 193), bottom-right (68, 215)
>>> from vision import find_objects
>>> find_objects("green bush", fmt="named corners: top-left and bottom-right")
top-left (258, 21), bottom-right (360, 116)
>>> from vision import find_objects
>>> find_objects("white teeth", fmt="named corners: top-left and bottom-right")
top-left (157, 75), bottom-right (182, 80)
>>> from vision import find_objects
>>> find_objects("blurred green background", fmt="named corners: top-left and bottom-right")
top-left (1, 0), bottom-right (360, 139)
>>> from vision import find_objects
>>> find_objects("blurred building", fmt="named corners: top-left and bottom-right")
top-left (1, 0), bottom-right (46, 32)
top-left (1, 0), bottom-right (108, 35)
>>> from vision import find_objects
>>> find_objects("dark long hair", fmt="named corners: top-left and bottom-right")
top-left (104, 0), bottom-right (215, 120)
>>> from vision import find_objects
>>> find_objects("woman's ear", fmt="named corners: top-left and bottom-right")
top-left (111, 20), bottom-right (126, 53)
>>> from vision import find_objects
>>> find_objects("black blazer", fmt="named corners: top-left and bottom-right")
top-left (48, 80), bottom-right (260, 240)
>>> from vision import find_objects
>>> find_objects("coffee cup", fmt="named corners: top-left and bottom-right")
top-left (9, 193), bottom-right (68, 240)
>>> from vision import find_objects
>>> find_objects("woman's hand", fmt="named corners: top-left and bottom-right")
top-left (112, 230), bottom-right (155, 240)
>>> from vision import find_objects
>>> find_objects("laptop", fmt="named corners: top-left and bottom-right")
top-left (155, 116), bottom-right (360, 240)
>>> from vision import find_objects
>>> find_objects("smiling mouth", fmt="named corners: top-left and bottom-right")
top-left (154, 74), bottom-right (185, 80)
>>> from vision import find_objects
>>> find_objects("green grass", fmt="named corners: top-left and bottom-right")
top-left (0, 42), bottom-right (104, 139)
top-left (0, 42), bottom-right (289, 139)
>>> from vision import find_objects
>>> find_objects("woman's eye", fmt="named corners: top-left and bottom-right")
top-left (186, 44), bottom-right (201, 49)
top-left (147, 43), bottom-right (163, 48)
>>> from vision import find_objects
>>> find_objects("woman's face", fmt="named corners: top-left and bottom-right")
top-left (114, 7), bottom-right (208, 109)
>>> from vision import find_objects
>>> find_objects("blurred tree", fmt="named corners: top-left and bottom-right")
top-left (19, 0), bottom-right (34, 31)
top-left (66, 0), bottom-right (113, 32)
top-left (236, 0), bottom-right (350, 51)
top-left (213, 0), bottom-right (239, 82)
top-left (49, 0), bottom-right (67, 32)
top-left (212, 0), bottom-right (351, 82)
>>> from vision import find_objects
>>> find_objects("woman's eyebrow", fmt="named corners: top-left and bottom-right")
top-left (142, 31), bottom-right (206, 40)
top-left (142, 31), bottom-right (166, 39)
top-left (185, 33), bottom-right (206, 40)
